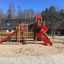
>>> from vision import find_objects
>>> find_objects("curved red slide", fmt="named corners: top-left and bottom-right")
top-left (36, 25), bottom-right (52, 46)
top-left (0, 31), bottom-right (17, 43)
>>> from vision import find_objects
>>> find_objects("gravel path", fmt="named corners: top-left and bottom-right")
top-left (0, 54), bottom-right (64, 64)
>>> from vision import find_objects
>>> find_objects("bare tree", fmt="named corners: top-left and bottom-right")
top-left (0, 8), bottom-right (6, 19)
top-left (23, 9), bottom-right (29, 19)
top-left (29, 9), bottom-right (35, 18)
top-left (17, 6), bottom-right (22, 19)
top-left (7, 3), bottom-right (15, 19)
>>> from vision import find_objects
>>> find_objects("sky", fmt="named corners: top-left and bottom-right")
top-left (0, 0), bottom-right (64, 13)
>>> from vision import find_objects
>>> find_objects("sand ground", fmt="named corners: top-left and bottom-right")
top-left (0, 43), bottom-right (63, 57)
top-left (0, 35), bottom-right (64, 64)
top-left (0, 43), bottom-right (63, 64)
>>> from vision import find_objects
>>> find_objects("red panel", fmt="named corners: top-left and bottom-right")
top-left (39, 24), bottom-right (48, 34)
top-left (35, 15), bottom-right (42, 19)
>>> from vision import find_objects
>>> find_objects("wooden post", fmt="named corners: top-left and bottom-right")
top-left (16, 25), bottom-right (19, 44)
top-left (19, 25), bottom-right (21, 43)
top-left (16, 25), bottom-right (21, 44)
top-left (26, 24), bottom-right (28, 43)
top-left (35, 18), bottom-right (37, 41)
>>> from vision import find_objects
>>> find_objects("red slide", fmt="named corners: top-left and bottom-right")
top-left (0, 31), bottom-right (17, 43)
top-left (36, 25), bottom-right (52, 46)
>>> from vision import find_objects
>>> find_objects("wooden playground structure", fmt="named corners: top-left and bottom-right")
top-left (0, 14), bottom-right (52, 46)
top-left (15, 15), bottom-right (52, 45)
top-left (15, 15), bottom-right (43, 44)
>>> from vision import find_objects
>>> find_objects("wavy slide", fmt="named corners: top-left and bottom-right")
top-left (36, 25), bottom-right (52, 46)
top-left (0, 31), bottom-right (17, 43)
